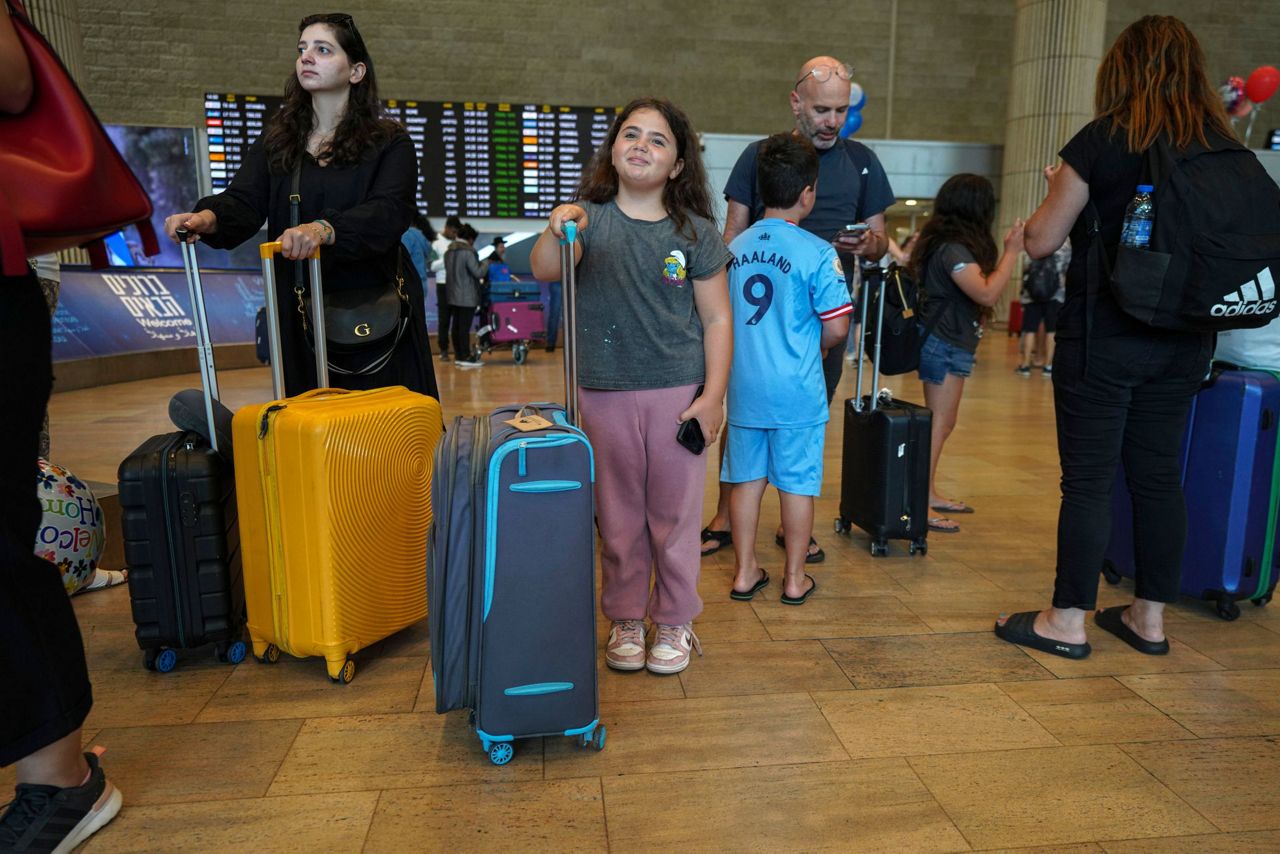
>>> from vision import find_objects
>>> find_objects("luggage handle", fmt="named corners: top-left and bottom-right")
top-left (559, 221), bottom-right (580, 426)
top-left (852, 270), bottom-right (886, 412)
top-left (259, 240), bottom-right (326, 396)
top-left (175, 227), bottom-right (222, 451)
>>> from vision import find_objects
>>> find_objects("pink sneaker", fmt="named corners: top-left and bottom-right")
top-left (646, 623), bottom-right (702, 674)
top-left (605, 620), bottom-right (647, 671)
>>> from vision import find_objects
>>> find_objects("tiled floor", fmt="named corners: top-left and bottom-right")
top-left (11, 334), bottom-right (1280, 851)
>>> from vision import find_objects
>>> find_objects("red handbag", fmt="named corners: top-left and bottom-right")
top-left (0, 0), bottom-right (157, 276)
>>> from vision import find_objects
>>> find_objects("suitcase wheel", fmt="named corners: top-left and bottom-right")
top-left (259, 644), bottom-right (281, 665)
top-left (225, 641), bottom-right (247, 665)
top-left (143, 650), bottom-right (157, 671)
top-left (870, 540), bottom-right (889, 558)
top-left (592, 725), bottom-right (606, 751)
top-left (909, 538), bottom-right (927, 557)
top-left (513, 343), bottom-right (528, 365)
top-left (833, 517), bottom-right (850, 535)
top-left (488, 742), bottom-right (514, 766)
top-left (1101, 560), bottom-right (1122, 586)
top-left (1215, 595), bottom-right (1241, 622)
top-left (329, 658), bottom-right (356, 685)
top-left (156, 648), bottom-right (178, 674)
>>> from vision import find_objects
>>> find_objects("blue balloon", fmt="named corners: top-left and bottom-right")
top-left (848, 82), bottom-right (866, 112)
top-left (838, 111), bottom-right (863, 139)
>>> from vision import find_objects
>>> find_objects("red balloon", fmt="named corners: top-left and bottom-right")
top-left (1244, 65), bottom-right (1280, 104)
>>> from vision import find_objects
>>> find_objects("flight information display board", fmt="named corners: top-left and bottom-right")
top-left (203, 93), bottom-right (616, 217)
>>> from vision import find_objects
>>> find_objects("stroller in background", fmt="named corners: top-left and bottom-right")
top-left (473, 262), bottom-right (546, 365)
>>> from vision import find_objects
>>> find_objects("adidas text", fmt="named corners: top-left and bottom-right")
top-left (1212, 267), bottom-right (1276, 317)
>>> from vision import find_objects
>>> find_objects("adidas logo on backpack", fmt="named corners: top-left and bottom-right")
top-left (1212, 268), bottom-right (1278, 318)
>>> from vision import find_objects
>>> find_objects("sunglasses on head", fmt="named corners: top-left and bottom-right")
top-left (793, 62), bottom-right (854, 90)
top-left (301, 13), bottom-right (366, 49)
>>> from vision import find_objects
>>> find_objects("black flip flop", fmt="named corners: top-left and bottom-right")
top-left (730, 569), bottom-right (770, 601)
top-left (930, 501), bottom-right (975, 514)
top-left (701, 527), bottom-right (732, 557)
top-left (774, 534), bottom-right (826, 564)
top-left (1094, 606), bottom-right (1169, 655)
top-left (780, 574), bottom-right (817, 606)
top-left (994, 610), bottom-right (1091, 659)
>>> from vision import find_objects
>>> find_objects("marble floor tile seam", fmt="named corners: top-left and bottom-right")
top-left (991, 677), bottom-right (1201, 745)
top-left (1092, 830), bottom-right (1280, 852)
top-left (896, 752), bottom-right (981, 852)
top-left (1111, 741), bottom-right (1249, 835)
top-left (905, 745), bottom-right (1217, 847)
top-left (359, 789), bottom-right (384, 852)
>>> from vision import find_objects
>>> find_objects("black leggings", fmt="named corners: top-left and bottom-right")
top-left (437, 303), bottom-right (453, 355)
top-left (0, 271), bottom-right (92, 766)
top-left (1050, 333), bottom-right (1211, 610)
top-left (450, 305), bottom-right (476, 361)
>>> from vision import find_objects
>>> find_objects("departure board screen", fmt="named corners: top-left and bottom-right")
top-left (203, 93), bottom-right (283, 192)
top-left (203, 93), bottom-right (616, 217)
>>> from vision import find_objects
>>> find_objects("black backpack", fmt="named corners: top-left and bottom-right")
top-left (862, 263), bottom-right (947, 376)
top-left (1088, 132), bottom-right (1280, 332)
top-left (1022, 256), bottom-right (1059, 304)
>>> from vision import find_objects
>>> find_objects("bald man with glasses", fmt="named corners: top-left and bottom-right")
top-left (701, 56), bottom-right (895, 563)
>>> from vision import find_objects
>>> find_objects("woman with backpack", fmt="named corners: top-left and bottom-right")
top-left (909, 174), bottom-right (1025, 534)
top-left (996, 15), bottom-right (1230, 659)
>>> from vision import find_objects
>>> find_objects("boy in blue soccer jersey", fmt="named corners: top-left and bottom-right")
top-left (724, 133), bottom-right (852, 606)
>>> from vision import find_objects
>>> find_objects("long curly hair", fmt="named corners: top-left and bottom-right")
top-left (909, 174), bottom-right (998, 279)
top-left (1095, 15), bottom-right (1234, 152)
top-left (261, 14), bottom-right (399, 172)
top-left (574, 97), bottom-right (713, 240)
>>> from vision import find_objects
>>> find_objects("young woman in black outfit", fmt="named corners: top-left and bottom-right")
top-left (166, 13), bottom-right (437, 400)
top-left (997, 15), bottom-right (1231, 658)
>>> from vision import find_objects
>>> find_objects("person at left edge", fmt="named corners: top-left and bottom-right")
top-left (164, 13), bottom-right (437, 401)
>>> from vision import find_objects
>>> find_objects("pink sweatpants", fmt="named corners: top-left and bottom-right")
top-left (578, 384), bottom-right (705, 626)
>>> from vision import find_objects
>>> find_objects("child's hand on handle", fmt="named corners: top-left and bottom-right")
top-left (1003, 218), bottom-right (1026, 255)
top-left (164, 210), bottom-right (217, 243)
top-left (679, 393), bottom-right (725, 446)
top-left (549, 204), bottom-right (588, 239)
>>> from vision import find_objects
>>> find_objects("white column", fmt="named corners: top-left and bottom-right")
top-left (996, 0), bottom-right (1107, 320)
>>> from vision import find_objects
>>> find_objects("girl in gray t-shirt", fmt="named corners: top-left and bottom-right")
top-left (530, 97), bottom-right (732, 677)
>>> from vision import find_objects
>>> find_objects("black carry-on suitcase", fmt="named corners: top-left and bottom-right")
top-left (834, 269), bottom-right (932, 556)
top-left (117, 229), bottom-right (245, 672)
top-left (429, 221), bottom-right (604, 766)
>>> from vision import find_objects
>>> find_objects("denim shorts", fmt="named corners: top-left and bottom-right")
top-left (917, 332), bottom-right (975, 385)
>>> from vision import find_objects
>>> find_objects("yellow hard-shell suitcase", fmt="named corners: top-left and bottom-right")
top-left (234, 241), bottom-right (441, 682)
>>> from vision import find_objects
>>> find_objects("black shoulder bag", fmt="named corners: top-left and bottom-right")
top-left (290, 161), bottom-right (412, 377)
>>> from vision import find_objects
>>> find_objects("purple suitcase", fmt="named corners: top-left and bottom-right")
top-left (1103, 368), bottom-right (1280, 619)
top-left (487, 301), bottom-right (546, 344)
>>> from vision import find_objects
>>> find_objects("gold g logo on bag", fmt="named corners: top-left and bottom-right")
top-left (354, 323), bottom-right (372, 337)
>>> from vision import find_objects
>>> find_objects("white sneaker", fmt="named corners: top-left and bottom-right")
top-left (454, 359), bottom-right (484, 368)
top-left (646, 623), bottom-right (702, 674)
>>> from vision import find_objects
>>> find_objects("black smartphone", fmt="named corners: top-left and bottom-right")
top-left (676, 385), bottom-right (707, 455)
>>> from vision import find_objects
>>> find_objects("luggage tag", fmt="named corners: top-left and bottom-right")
top-left (505, 414), bottom-right (554, 432)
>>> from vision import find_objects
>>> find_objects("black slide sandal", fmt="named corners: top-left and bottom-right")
top-left (701, 527), bottom-right (732, 556)
top-left (994, 611), bottom-right (1091, 659)
top-left (1094, 606), bottom-right (1169, 655)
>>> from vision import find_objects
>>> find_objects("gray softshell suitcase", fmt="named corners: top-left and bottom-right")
top-left (428, 223), bottom-right (604, 765)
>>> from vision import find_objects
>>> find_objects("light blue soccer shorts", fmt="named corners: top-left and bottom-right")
top-left (720, 422), bottom-right (826, 497)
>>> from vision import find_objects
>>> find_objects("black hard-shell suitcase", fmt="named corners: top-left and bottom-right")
top-left (118, 231), bottom-right (245, 672)
top-left (429, 222), bottom-right (604, 766)
top-left (834, 270), bottom-right (932, 556)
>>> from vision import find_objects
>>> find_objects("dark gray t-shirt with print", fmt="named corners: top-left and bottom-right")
top-left (921, 242), bottom-right (983, 353)
top-left (575, 199), bottom-right (732, 390)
